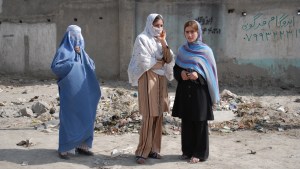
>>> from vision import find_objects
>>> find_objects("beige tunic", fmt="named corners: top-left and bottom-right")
top-left (138, 70), bottom-right (169, 117)
top-left (135, 46), bottom-right (171, 158)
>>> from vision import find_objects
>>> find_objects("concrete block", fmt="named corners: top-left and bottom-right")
top-left (213, 110), bottom-right (235, 122)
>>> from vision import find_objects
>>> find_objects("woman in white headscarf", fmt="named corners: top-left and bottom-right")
top-left (128, 13), bottom-right (174, 164)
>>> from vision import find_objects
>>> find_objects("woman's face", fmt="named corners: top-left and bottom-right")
top-left (153, 19), bottom-right (163, 29)
top-left (75, 46), bottom-right (80, 53)
top-left (184, 26), bottom-right (198, 43)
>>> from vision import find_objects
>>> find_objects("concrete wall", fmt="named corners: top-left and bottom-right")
top-left (0, 23), bottom-right (56, 75)
top-left (55, 0), bottom-right (120, 79)
top-left (0, 0), bottom-right (300, 87)
top-left (0, 0), bottom-right (61, 77)
top-left (219, 0), bottom-right (300, 87)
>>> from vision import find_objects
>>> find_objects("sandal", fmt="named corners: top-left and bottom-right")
top-left (189, 157), bottom-right (200, 164)
top-left (58, 152), bottom-right (70, 160)
top-left (135, 156), bottom-right (146, 164)
top-left (180, 154), bottom-right (190, 160)
top-left (148, 152), bottom-right (162, 159)
top-left (76, 148), bottom-right (94, 156)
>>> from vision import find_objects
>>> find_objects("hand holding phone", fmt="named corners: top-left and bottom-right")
top-left (157, 30), bottom-right (167, 48)
top-left (181, 70), bottom-right (189, 80)
top-left (160, 30), bottom-right (166, 39)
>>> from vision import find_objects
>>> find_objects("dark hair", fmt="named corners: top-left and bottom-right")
top-left (184, 21), bottom-right (198, 32)
top-left (153, 15), bottom-right (164, 24)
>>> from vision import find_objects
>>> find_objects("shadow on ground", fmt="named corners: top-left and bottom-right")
top-left (0, 148), bottom-right (185, 168)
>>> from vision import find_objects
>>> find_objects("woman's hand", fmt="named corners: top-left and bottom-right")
top-left (181, 70), bottom-right (189, 80)
top-left (187, 72), bottom-right (198, 80)
top-left (157, 30), bottom-right (166, 40)
top-left (152, 60), bottom-right (165, 69)
top-left (75, 46), bottom-right (80, 53)
top-left (157, 30), bottom-right (167, 48)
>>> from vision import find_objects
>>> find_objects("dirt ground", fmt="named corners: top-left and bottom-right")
top-left (0, 75), bottom-right (300, 169)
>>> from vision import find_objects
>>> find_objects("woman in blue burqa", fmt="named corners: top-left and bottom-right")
top-left (51, 25), bottom-right (101, 160)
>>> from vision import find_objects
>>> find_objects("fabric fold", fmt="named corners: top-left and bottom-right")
top-left (128, 14), bottom-right (175, 86)
top-left (175, 21), bottom-right (219, 104)
top-left (51, 25), bottom-right (101, 153)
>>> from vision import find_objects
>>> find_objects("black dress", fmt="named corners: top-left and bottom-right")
top-left (172, 64), bottom-right (214, 160)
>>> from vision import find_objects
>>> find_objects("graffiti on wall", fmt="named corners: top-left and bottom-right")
top-left (195, 16), bottom-right (221, 34)
top-left (241, 13), bottom-right (298, 41)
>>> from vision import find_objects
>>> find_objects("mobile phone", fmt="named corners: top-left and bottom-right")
top-left (187, 68), bottom-right (193, 73)
top-left (186, 68), bottom-right (193, 76)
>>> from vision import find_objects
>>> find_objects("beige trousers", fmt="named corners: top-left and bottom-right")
top-left (135, 70), bottom-right (169, 158)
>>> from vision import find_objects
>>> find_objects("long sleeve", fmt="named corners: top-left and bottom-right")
top-left (173, 64), bottom-right (184, 82)
top-left (162, 46), bottom-right (172, 63)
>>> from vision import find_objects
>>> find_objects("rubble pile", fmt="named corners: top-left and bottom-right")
top-left (95, 87), bottom-right (140, 134)
top-left (211, 89), bottom-right (300, 133)
top-left (0, 75), bottom-right (299, 135)
top-left (94, 87), bottom-right (181, 135)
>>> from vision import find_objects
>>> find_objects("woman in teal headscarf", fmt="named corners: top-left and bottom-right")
top-left (172, 20), bottom-right (219, 163)
top-left (51, 25), bottom-right (101, 160)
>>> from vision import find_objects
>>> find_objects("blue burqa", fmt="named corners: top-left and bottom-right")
top-left (51, 25), bottom-right (101, 153)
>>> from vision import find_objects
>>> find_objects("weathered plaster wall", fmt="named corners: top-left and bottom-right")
top-left (133, 0), bottom-right (300, 87)
top-left (0, 23), bottom-right (56, 75)
top-left (220, 0), bottom-right (300, 87)
top-left (55, 0), bottom-right (120, 79)
top-left (0, 0), bottom-right (2, 14)
top-left (0, 0), bottom-right (299, 87)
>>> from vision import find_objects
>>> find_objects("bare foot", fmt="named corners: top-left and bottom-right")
top-left (189, 157), bottom-right (200, 164)
top-left (136, 156), bottom-right (146, 164)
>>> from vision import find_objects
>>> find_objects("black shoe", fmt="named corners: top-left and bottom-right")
top-left (58, 153), bottom-right (70, 160)
top-left (76, 148), bottom-right (94, 156)
top-left (148, 152), bottom-right (162, 159)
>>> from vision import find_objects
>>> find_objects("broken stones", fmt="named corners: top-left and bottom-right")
top-left (16, 138), bottom-right (34, 147)
top-left (276, 106), bottom-right (286, 113)
top-left (210, 89), bottom-right (300, 133)
top-left (220, 126), bottom-right (232, 133)
top-left (221, 89), bottom-right (237, 99)
top-left (31, 101), bottom-right (50, 115)
top-left (111, 146), bottom-right (133, 158)
top-left (36, 112), bottom-right (52, 122)
top-left (1, 77), bottom-right (299, 137)
top-left (19, 108), bottom-right (34, 117)
top-left (11, 98), bottom-right (26, 105)
top-left (0, 109), bottom-right (9, 118)
top-left (29, 96), bottom-right (39, 102)
top-left (49, 107), bottom-right (56, 114)
top-left (22, 90), bottom-right (28, 94)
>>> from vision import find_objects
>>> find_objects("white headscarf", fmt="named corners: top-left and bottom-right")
top-left (128, 13), bottom-right (174, 86)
